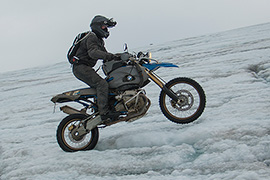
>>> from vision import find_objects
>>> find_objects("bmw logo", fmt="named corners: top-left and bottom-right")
top-left (127, 75), bottom-right (133, 81)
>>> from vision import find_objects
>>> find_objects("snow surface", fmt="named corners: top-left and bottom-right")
top-left (1, 23), bottom-right (270, 180)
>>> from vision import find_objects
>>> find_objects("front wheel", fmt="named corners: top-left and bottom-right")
top-left (159, 77), bottom-right (206, 124)
top-left (56, 114), bottom-right (99, 152)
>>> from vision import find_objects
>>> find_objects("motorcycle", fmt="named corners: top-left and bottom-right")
top-left (51, 46), bottom-right (206, 152)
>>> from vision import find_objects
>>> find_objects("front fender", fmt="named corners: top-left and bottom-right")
top-left (143, 63), bottom-right (178, 71)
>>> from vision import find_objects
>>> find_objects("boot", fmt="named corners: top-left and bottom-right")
top-left (101, 110), bottom-right (121, 122)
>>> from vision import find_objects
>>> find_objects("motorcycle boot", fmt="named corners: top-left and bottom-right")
top-left (101, 110), bottom-right (121, 122)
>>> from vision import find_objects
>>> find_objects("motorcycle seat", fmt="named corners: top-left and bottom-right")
top-left (51, 88), bottom-right (97, 103)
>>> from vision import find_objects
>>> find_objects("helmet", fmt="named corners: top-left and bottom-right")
top-left (90, 15), bottom-right (117, 38)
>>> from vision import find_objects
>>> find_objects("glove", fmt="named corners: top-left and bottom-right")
top-left (113, 53), bottom-right (122, 60)
top-left (104, 53), bottom-right (115, 62)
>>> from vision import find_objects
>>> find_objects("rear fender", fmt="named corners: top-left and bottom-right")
top-left (51, 88), bottom-right (97, 103)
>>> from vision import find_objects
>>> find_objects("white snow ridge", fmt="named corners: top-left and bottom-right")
top-left (1, 23), bottom-right (270, 180)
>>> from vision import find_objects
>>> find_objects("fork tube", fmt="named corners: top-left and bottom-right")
top-left (145, 69), bottom-right (165, 88)
top-left (145, 69), bottom-right (179, 102)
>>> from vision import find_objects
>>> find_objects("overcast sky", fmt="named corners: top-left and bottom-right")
top-left (1, 0), bottom-right (270, 72)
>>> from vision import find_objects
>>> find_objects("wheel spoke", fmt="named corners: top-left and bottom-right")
top-left (63, 119), bottom-right (93, 150)
top-left (57, 114), bottom-right (99, 152)
top-left (159, 78), bottom-right (206, 124)
top-left (166, 83), bottom-right (200, 119)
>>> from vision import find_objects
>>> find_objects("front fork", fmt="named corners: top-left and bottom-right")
top-left (145, 69), bottom-right (179, 102)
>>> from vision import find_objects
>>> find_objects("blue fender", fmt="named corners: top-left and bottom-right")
top-left (143, 63), bottom-right (178, 71)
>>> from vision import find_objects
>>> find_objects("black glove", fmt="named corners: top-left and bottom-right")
top-left (104, 53), bottom-right (115, 62)
top-left (113, 53), bottom-right (122, 60)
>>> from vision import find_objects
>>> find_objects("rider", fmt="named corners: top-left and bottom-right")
top-left (72, 15), bottom-right (120, 121)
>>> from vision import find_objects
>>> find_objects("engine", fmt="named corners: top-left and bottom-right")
top-left (114, 89), bottom-right (151, 122)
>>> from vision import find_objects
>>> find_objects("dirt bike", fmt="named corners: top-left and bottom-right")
top-left (51, 47), bottom-right (206, 152)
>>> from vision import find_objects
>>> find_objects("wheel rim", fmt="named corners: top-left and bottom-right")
top-left (164, 82), bottom-right (201, 120)
top-left (170, 89), bottom-right (194, 111)
top-left (62, 118), bottom-right (94, 151)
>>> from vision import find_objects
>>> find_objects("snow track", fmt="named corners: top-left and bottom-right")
top-left (1, 23), bottom-right (270, 180)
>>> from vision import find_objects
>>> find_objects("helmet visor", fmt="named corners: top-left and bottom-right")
top-left (104, 18), bottom-right (117, 27)
top-left (101, 25), bottom-right (108, 32)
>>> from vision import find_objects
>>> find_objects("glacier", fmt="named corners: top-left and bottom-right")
top-left (0, 23), bottom-right (270, 180)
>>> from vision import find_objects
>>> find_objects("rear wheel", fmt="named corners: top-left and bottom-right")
top-left (56, 114), bottom-right (99, 152)
top-left (159, 77), bottom-right (206, 124)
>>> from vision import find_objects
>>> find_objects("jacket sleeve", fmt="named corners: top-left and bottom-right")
top-left (86, 34), bottom-right (114, 61)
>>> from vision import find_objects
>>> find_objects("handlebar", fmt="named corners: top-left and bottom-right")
top-left (117, 51), bottom-right (158, 65)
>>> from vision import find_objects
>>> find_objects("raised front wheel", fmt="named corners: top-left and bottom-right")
top-left (159, 77), bottom-right (206, 124)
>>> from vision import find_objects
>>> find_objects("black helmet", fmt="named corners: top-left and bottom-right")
top-left (90, 15), bottom-right (117, 38)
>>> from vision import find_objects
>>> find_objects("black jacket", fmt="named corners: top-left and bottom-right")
top-left (75, 32), bottom-right (114, 67)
